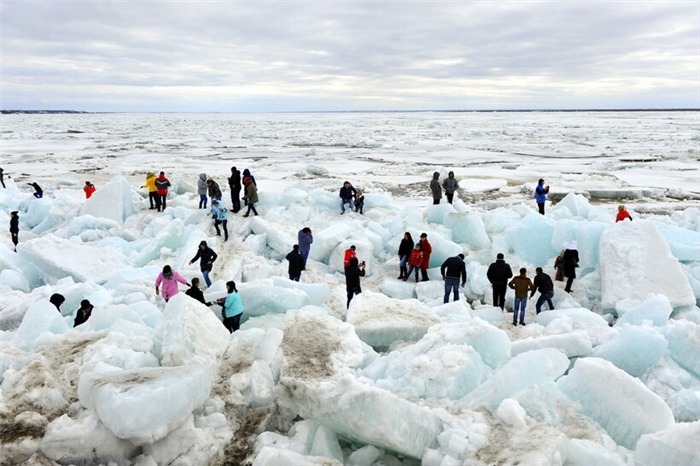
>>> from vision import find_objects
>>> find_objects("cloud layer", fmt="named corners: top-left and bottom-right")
top-left (2, 1), bottom-right (698, 111)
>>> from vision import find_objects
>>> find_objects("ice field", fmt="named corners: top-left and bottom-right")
top-left (0, 111), bottom-right (699, 465)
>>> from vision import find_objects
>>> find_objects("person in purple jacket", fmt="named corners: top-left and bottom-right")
top-left (155, 265), bottom-right (189, 302)
top-left (297, 227), bottom-right (313, 270)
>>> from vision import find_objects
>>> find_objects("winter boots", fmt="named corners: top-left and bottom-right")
top-left (398, 266), bottom-right (407, 280)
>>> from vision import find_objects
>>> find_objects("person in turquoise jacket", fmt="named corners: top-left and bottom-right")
top-left (218, 280), bottom-right (244, 333)
top-left (209, 200), bottom-right (229, 241)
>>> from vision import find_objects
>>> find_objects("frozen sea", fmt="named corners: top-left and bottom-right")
top-left (0, 111), bottom-right (699, 466)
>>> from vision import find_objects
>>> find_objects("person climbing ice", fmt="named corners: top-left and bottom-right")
top-left (344, 245), bottom-right (357, 268)
top-left (441, 253), bottom-right (467, 303)
top-left (531, 267), bottom-right (555, 314)
top-left (28, 182), bottom-right (43, 199)
top-left (155, 265), bottom-right (189, 302)
top-left (509, 268), bottom-right (534, 326)
top-left (83, 181), bottom-right (96, 199)
top-left (207, 178), bottom-right (222, 203)
top-left (189, 240), bottom-right (218, 287)
top-left (185, 278), bottom-right (211, 305)
top-left (209, 200), bottom-right (229, 241)
top-left (73, 299), bottom-right (94, 327)
top-left (616, 205), bottom-right (633, 222)
top-left (49, 293), bottom-right (65, 312)
top-left (242, 176), bottom-right (259, 217)
top-left (217, 281), bottom-right (244, 333)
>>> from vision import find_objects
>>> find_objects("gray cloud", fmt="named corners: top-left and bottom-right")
top-left (2, 1), bottom-right (698, 111)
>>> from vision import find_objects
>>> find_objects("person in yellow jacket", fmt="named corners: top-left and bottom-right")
top-left (142, 172), bottom-right (157, 209)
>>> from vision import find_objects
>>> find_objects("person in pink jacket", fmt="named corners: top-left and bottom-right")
top-left (155, 265), bottom-right (189, 302)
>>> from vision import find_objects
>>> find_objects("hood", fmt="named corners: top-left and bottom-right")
top-left (433, 172), bottom-right (440, 179)
top-left (199, 173), bottom-right (207, 181)
top-left (199, 240), bottom-right (208, 249)
top-left (243, 169), bottom-right (252, 176)
top-left (157, 174), bottom-right (167, 179)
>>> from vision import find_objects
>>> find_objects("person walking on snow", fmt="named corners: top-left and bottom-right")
top-left (339, 181), bottom-right (357, 214)
top-left (142, 172), bottom-right (157, 209)
top-left (217, 280), bottom-right (244, 333)
top-left (298, 227), bottom-right (313, 270)
top-left (155, 172), bottom-right (171, 212)
top-left (207, 178), bottom-right (222, 203)
top-left (441, 253), bottom-right (467, 303)
top-left (535, 179), bottom-right (549, 215)
top-left (397, 232), bottom-right (414, 279)
top-left (189, 240), bottom-right (218, 287)
top-left (442, 171), bottom-right (459, 204)
top-left (430, 172), bottom-right (442, 205)
top-left (209, 200), bottom-right (229, 241)
top-left (286, 244), bottom-right (305, 282)
top-left (616, 205), bottom-right (633, 222)
top-left (155, 265), bottom-right (189, 302)
top-left (509, 268), bottom-right (534, 326)
top-left (563, 241), bottom-right (579, 293)
top-left (487, 253), bottom-right (513, 310)
top-left (185, 277), bottom-right (211, 305)
top-left (531, 267), bottom-right (555, 314)
top-left (73, 299), bottom-right (94, 327)
top-left (28, 182), bottom-right (43, 199)
top-left (197, 174), bottom-right (208, 209)
top-left (345, 256), bottom-right (366, 308)
top-left (84, 181), bottom-right (96, 199)
top-left (242, 177), bottom-right (259, 217)
top-left (418, 233), bottom-right (432, 281)
top-left (9, 211), bottom-right (19, 252)
top-left (344, 245), bottom-right (357, 268)
top-left (403, 244), bottom-right (424, 282)
top-left (228, 167), bottom-right (241, 213)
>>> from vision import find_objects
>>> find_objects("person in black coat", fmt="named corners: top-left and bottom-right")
top-left (9, 211), bottom-right (19, 252)
top-left (50, 293), bottom-right (65, 312)
top-left (228, 166), bottom-right (241, 213)
top-left (0, 167), bottom-right (6, 188)
top-left (339, 181), bottom-right (357, 214)
top-left (397, 232), bottom-right (414, 279)
top-left (486, 253), bottom-right (513, 310)
top-left (74, 300), bottom-right (94, 327)
top-left (185, 277), bottom-right (211, 305)
top-left (441, 254), bottom-right (467, 303)
top-left (286, 244), bottom-right (305, 282)
top-left (189, 241), bottom-right (218, 288)
top-left (531, 267), bottom-right (555, 313)
top-left (345, 256), bottom-right (366, 308)
top-left (563, 241), bottom-right (580, 293)
top-left (28, 182), bottom-right (43, 198)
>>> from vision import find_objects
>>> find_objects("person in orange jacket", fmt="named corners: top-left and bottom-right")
top-left (615, 205), bottom-right (633, 222)
top-left (142, 172), bottom-right (157, 209)
top-left (84, 181), bottom-right (96, 199)
top-left (403, 244), bottom-right (424, 282)
top-left (344, 245), bottom-right (357, 268)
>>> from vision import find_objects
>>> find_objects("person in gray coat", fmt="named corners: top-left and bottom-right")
top-left (197, 174), bottom-right (208, 209)
top-left (442, 171), bottom-right (460, 204)
top-left (430, 172), bottom-right (442, 205)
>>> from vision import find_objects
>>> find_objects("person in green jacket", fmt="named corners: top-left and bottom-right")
top-left (217, 281), bottom-right (244, 333)
top-left (242, 177), bottom-right (259, 217)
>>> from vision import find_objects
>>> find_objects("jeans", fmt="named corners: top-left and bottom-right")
top-left (513, 297), bottom-right (528, 324)
top-left (231, 188), bottom-right (241, 212)
top-left (214, 219), bottom-right (228, 240)
top-left (289, 273), bottom-right (300, 282)
top-left (223, 314), bottom-right (241, 333)
top-left (446, 193), bottom-right (454, 204)
top-left (405, 265), bottom-right (420, 281)
top-left (536, 293), bottom-right (554, 314)
top-left (199, 194), bottom-right (207, 209)
top-left (202, 269), bottom-right (212, 287)
top-left (300, 250), bottom-right (309, 269)
top-left (444, 277), bottom-right (460, 303)
top-left (399, 254), bottom-right (408, 268)
top-left (245, 203), bottom-right (258, 216)
top-left (340, 198), bottom-right (354, 213)
top-left (492, 283), bottom-right (507, 310)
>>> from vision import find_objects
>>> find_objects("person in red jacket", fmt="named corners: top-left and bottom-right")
top-left (344, 245), bottom-right (357, 268)
top-left (615, 205), bottom-right (633, 223)
top-left (418, 233), bottom-right (432, 281)
top-left (155, 172), bottom-right (171, 212)
top-left (84, 181), bottom-right (96, 199)
top-left (403, 244), bottom-right (424, 282)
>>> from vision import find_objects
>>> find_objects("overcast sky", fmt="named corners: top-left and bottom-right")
top-left (2, 1), bottom-right (698, 112)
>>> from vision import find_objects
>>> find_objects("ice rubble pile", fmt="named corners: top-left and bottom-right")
top-left (1, 177), bottom-right (700, 465)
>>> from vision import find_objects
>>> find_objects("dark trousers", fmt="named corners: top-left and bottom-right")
top-left (231, 188), bottom-right (241, 212)
top-left (199, 194), bottom-right (207, 209)
top-left (246, 203), bottom-right (258, 216)
top-left (148, 192), bottom-right (157, 209)
top-left (347, 288), bottom-right (360, 308)
top-left (536, 293), bottom-right (555, 313)
top-left (33, 192), bottom-right (43, 199)
top-left (405, 265), bottom-right (420, 281)
top-left (214, 219), bottom-right (229, 240)
top-left (446, 193), bottom-right (454, 204)
top-left (300, 250), bottom-right (309, 270)
top-left (493, 283), bottom-right (507, 310)
top-left (223, 314), bottom-right (241, 333)
top-left (538, 203), bottom-right (545, 215)
top-left (0, 176), bottom-right (5, 188)
top-left (420, 268), bottom-right (429, 281)
top-left (444, 278), bottom-right (460, 303)
top-left (433, 199), bottom-right (440, 205)
top-left (565, 277), bottom-right (575, 293)
top-left (157, 194), bottom-right (167, 211)
top-left (11, 232), bottom-right (18, 248)
top-left (289, 273), bottom-right (300, 282)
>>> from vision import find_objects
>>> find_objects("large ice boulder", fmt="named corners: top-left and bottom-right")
top-left (78, 364), bottom-right (212, 445)
top-left (345, 291), bottom-right (440, 348)
top-left (592, 325), bottom-right (667, 377)
top-left (425, 204), bottom-right (456, 224)
top-left (11, 300), bottom-right (70, 351)
top-left (82, 175), bottom-right (136, 224)
top-left (565, 439), bottom-right (626, 466)
top-left (635, 421), bottom-right (700, 466)
top-left (309, 223), bottom-right (354, 263)
top-left (276, 375), bottom-right (442, 459)
top-left (239, 285), bottom-right (311, 319)
top-left (664, 319), bottom-right (700, 377)
top-left (535, 308), bottom-right (609, 327)
top-left (557, 358), bottom-right (675, 449)
top-left (271, 277), bottom-right (331, 305)
top-left (615, 294), bottom-right (674, 327)
top-left (159, 294), bottom-right (230, 368)
top-left (599, 220), bottom-right (695, 309)
top-left (379, 278), bottom-right (417, 300)
top-left (250, 217), bottom-right (295, 256)
top-left (511, 331), bottom-right (593, 358)
top-left (655, 222), bottom-right (700, 262)
top-left (252, 447), bottom-right (341, 466)
top-left (133, 219), bottom-right (187, 267)
top-left (506, 214), bottom-right (559, 266)
top-left (444, 213), bottom-right (491, 249)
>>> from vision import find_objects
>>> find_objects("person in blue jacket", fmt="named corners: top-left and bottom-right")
top-left (297, 227), bottom-right (313, 270)
top-left (218, 280), bottom-right (244, 333)
top-left (535, 179), bottom-right (549, 215)
top-left (339, 181), bottom-right (357, 214)
top-left (209, 200), bottom-right (229, 241)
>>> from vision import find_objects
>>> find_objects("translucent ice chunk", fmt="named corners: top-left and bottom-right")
top-left (592, 325), bottom-right (667, 377)
top-left (444, 213), bottom-right (491, 249)
top-left (239, 285), bottom-right (311, 319)
top-left (82, 175), bottom-right (137, 224)
top-left (565, 439), bottom-right (626, 466)
top-left (272, 277), bottom-right (331, 305)
top-left (635, 421), bottom-right (700, 466)
top-left (12, 300), bottom-right (70, 351)
top-left (664, 319), bottom-right (700, 377)
top-left (506, 214), bottom-right (558, 266)
top-left (511, 331), bottom-right (593, 358)
top-left (615, 294), bottom-right (674, 327)
top-left (655, 222), bottom-right (700, 262)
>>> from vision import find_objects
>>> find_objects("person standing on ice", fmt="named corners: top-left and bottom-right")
top-left (286, 244), bottom-right (305, 282)
top-left (218, 280), bottom-right (244, 333)
top-left (185, 278), bottom-right (211, 305)
top-left (142, 172), bottom-right (157, 209)
top-left (441, 253), bottom-right (467, 303)
top-left (298, 227), bottom-right (313, 270)
top-left (155, 265), bottom-right (189, 303)
top-left (242, 177), bottom-right (259, 217)
top-left (355, 189), bottom-right (365, 214)
top-left (83, 181), bottom-right (96, 199)
top-left (430, 172), bottom-right (442, 205)
top-left (228, 166), bottom-right (241, 213)
top-left (616, 205), bottom-right (633, 222)
top-left (563, 241), bottom-right (579, 293)
top-left (442, 171), bottom-right (459, 204)
top-left (345, 256), bottom-right (366, 308)
top-left (155, 172), bottom-right (171, 212)
top-left (189, 240), bottom-right (218, 287)
top-left (197, 174), bottom-right (208, 209)
top-left (9, 211), bottom-right (19, 252)
top-left (535, 179), bottom-right (549, 215)
top-left (73, 299), bottom-right (94, 327)
top-left (418, 233), bottom-right (432, 281)
top-left (403, 244), bottom-right (424, 282)
top-left (339, 181), bottom-right (357, 214)
top-left (207, 178), bottom-right (222, 203)
top-left (49, 293), bottom-right (65, 312)
top-left (509, 268), bottom-right (534, 326)
top-left (209, 200), bottom-right (229, 241)
top-left (531, 267), bottom-right (555, 314)
top-left (487, 253), bottom-right (513, 310)
top-left (28, 182), bottom-right (43, 199)
top-left (553, 249), bottom-right (566, 282)
top-left (397, 232), bottom-right (414, 279)
top-left (0, 167), bottom-right (5, 188)
top-left (344, 245), bottom-right (357, 268)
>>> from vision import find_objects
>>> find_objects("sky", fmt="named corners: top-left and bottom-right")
top-left (1, 1), bottom-right (699, 112)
